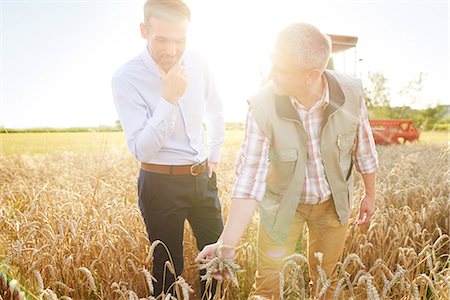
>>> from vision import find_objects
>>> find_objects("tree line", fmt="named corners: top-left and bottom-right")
top-left (364, 72), bottom-right (449, 131)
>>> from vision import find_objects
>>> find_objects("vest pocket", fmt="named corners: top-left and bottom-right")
top-left (337, 131), bottom-right (356, 152)
top-left (337, 131), bottom-right (356, 177)
top-left (266, 149), bottom-right (298, 196)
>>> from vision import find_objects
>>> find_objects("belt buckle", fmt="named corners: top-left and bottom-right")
top-left (190, 163), bottom-right (202, 176)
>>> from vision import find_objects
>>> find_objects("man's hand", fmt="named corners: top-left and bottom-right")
top-left (195, 198), bottom-right (257, 280)
top-left (162, 63), bottom-right (187, 104)
top-left (356, 194), bottom-right (376, 226)
top-left (195, 243), bottom-right (220, 262)
top-left (195, 242), bottom-right (236, 280)
top-left (208, 162), bottom-right (218, 178)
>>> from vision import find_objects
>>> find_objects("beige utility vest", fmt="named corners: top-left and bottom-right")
top-left (250, 70), bottom-right (363, 243)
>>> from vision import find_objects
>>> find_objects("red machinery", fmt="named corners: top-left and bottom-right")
top-left (369, 119), bottom-right (420, 145)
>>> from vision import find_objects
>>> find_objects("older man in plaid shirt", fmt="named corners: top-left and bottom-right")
top-left (197, 23), bottom-right (378, 299)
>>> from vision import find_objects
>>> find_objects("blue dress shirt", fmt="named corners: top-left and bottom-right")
top-left (112, 48), bottom-right (225, 165)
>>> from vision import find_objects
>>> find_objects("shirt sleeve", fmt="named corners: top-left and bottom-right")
top-left (354, 97), bottom-right (379, 174)
top-left (111, 77), bottom-right (177, 162)
top-left (203, 65), bottom-right (225, 163)
top-left (232, 109), bottom-right (270, 201)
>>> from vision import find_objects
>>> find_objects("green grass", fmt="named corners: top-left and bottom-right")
top-left (0, 132), bottom-right (127, 156)
top-left (0, 130), bottom-right (446, 156)
top-left (419, 131), bottom-right (449, 145)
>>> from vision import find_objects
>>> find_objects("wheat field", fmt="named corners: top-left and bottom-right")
top-left (0, 131), bottom-right (449, 299)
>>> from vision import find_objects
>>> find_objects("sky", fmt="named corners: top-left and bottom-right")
top-left (0, 0), bottom-right (449, 128)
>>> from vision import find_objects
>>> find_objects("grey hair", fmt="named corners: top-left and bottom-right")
top-left (275, 23), bottom-right (331, 71)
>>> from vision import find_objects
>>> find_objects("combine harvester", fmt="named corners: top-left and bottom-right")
top-left (369, 119), bottom-right (420, 145)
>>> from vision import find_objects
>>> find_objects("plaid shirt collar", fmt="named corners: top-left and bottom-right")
top-left (290, 75), bottom-right (330, 112)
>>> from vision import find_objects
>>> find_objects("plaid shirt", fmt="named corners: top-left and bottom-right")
top-left (232, 78), bottom-right (378, 204)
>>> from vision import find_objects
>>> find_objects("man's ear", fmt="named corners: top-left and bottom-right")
top-left (306, 68), bottom-right (322, 83)
top-left (140, 22), bottom-right (148, 39)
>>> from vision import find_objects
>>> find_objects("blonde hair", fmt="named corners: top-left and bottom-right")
top-left (143, 0), bottom-right (190, 26)
top-left (275, 23), bottom-right (331, 71)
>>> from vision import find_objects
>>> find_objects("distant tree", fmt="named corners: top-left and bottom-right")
top-left (115, 120), bottom-right (123, 131)
top-left (398, 73), bottom-right (448, 130)
top-left (364, 72), bottom-right (391, 108)
top-left (421, 105), bottom-right (449, 130)
top-left (364, 72), bottom-right (394, 119)
top-left (400, 72), bottom-right (425, 108)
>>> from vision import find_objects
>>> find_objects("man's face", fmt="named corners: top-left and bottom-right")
top-left (141, 17), bottom-right (188, 71)
top-left (269, 51), bottom-right (310, 97)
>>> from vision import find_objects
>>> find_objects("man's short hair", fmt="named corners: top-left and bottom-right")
top-left (143, 0), bottom-right (191, 26)
top-left (275, 23), bottom-right (332, 72)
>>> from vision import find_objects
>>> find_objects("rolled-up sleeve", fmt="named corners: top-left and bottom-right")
top-left (111, 77), bottom-right (177, 162)
top-left (354, 97), bottom-right (379, 174)
top-left (232, 109), bottom-right (269, 201)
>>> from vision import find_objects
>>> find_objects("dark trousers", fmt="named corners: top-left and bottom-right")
top-left (138, 167), bottom-right (223, 298)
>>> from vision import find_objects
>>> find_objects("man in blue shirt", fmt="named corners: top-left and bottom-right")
top-left (112, 0), bottom-right (225, 297)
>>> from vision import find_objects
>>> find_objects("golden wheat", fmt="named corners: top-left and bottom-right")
top-left (0, 139), bottom-right (448, 299)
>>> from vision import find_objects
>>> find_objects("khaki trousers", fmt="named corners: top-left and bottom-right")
top-left (250, 199), bottom-right (349, 300)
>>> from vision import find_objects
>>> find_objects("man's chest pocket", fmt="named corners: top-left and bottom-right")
top-left (336, 131), bottom-right (356, 177)
top-left (337, 131), bottom-right (356, 153)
